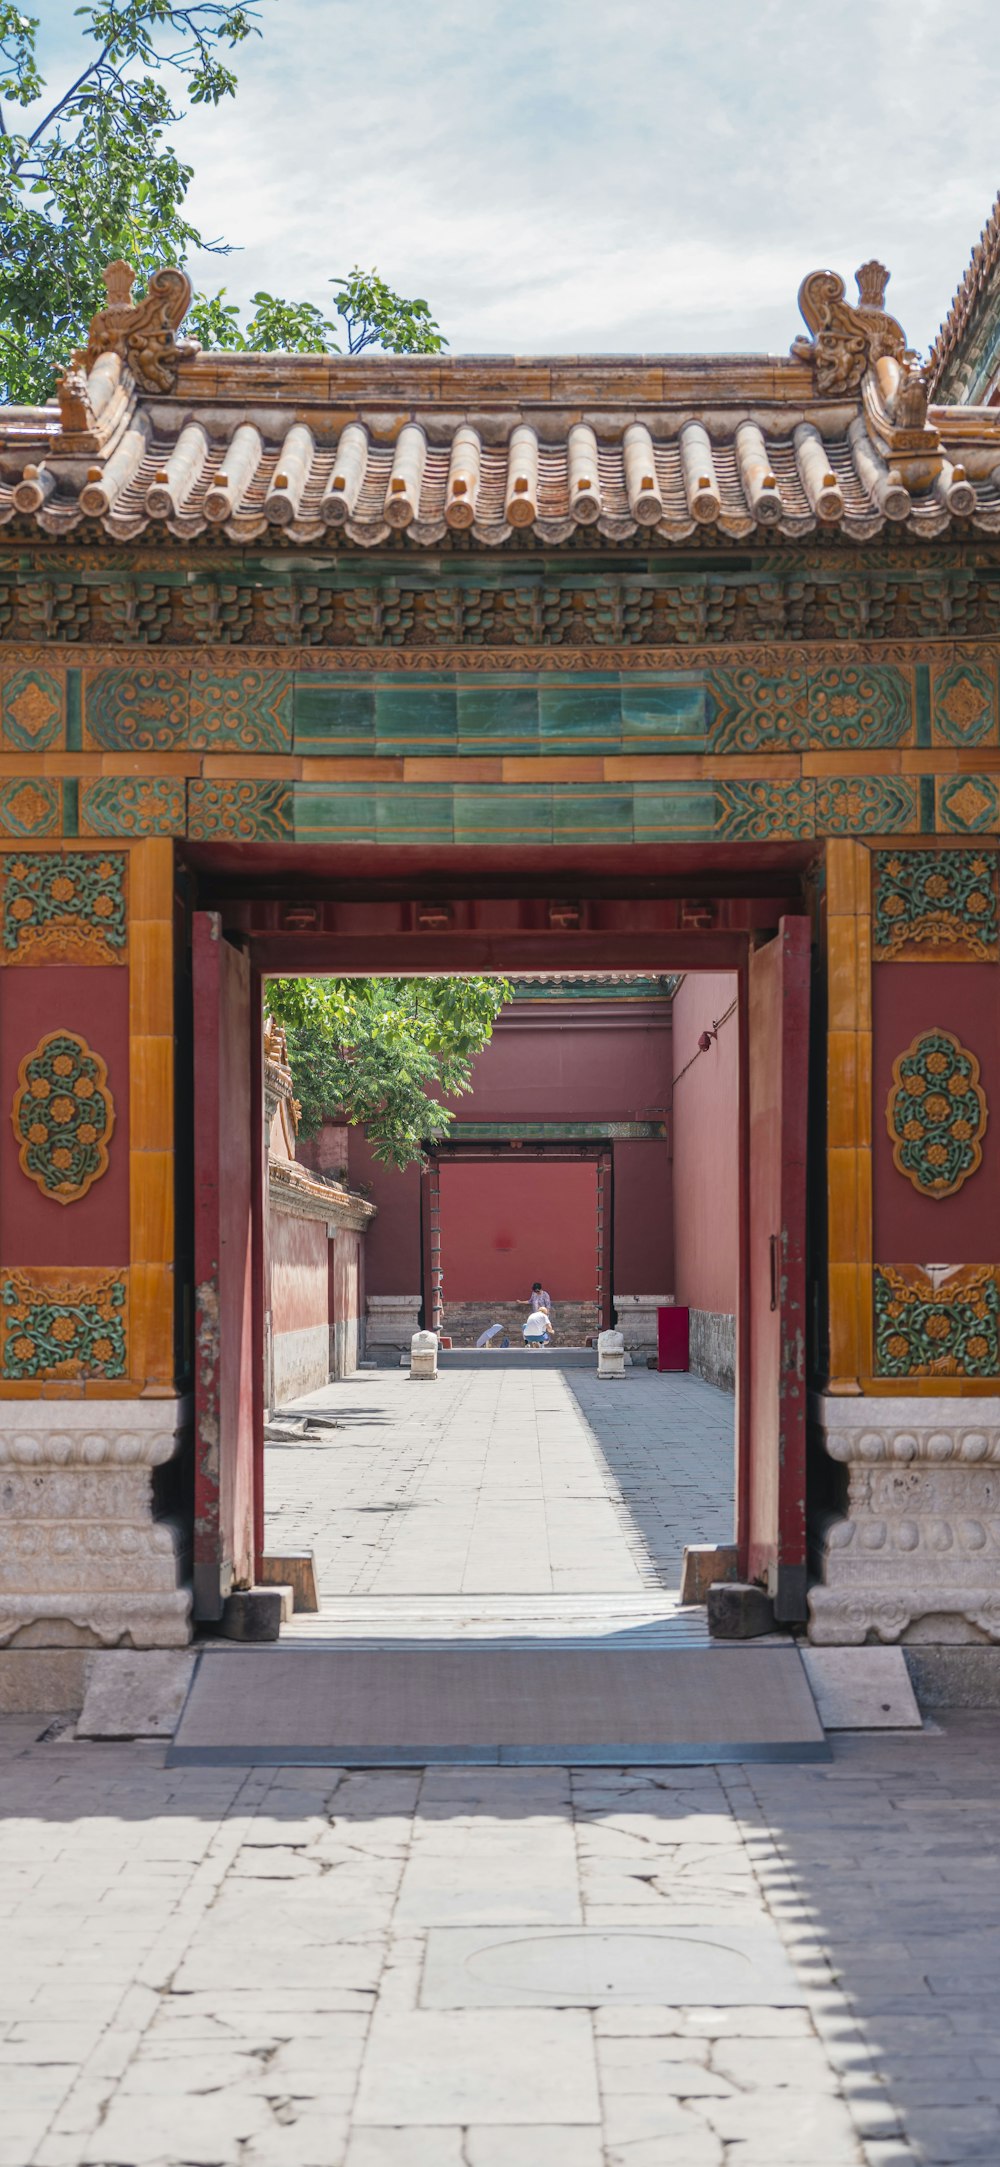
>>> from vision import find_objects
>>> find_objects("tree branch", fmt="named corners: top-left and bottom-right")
top-left (27, 44), bottom-right (112, 150)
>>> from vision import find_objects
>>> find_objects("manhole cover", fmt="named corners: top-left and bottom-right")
top-left (421, 1924), bottom-right (804, 2008)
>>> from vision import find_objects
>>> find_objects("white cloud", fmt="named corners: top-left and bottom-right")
top-left (38, 0), bottom-right (1000, 354)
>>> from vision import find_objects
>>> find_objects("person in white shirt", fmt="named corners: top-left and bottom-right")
top-left (523, 1306), bottom-right (554, 1346)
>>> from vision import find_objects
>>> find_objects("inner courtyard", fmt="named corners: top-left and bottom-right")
top-left (264, 1368), bottom-right (736, 1602)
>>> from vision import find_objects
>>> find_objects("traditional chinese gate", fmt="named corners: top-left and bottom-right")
top-left (2, 248), bottom-right (1000, 1658)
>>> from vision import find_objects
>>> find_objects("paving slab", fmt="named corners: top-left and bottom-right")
top-left (800, 1646), bottom-right (922, 1730)
top-left (353, 2009), bottom-right (601, 2125)
top-left (75, 1651), bottom-right (196, 1740)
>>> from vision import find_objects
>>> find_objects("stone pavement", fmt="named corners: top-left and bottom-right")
top-left (265, 1369), bottom-right (735, 1596)
top-left (2, 1712), bottom-right (1000, 2164)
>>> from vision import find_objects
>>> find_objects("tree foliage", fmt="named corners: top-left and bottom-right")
top-left (0, 2), bottom-right (444, 404)
top-left (0, 1), bottom-right (257, 402)
top-left (267, 977), bottom-right (511, 1170)
top-left (186, 270), bottom-right (444, 357)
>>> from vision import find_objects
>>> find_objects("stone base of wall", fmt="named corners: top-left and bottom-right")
top-left (272, 1323), bottom-right (330, 1407)
top-left (689, 1311), bottom-right (736, 1392)
top-left (0, 1399), bottom-right (193, 1650)
top-left (809, 1393), bottom-right (1000, 1646)
top-left (442, 1300), bottom-right (600, 1346)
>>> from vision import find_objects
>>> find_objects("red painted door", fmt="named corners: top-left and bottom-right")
top-left (192, 912), bottom-right (255, 1619)
top-left (746, 915), bottom-right (809, 1620)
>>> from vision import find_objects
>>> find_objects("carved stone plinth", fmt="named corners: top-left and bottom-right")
top-left (0, 1399), bottom-right (192, 1649)
top-left (614, 1296), bottom-right (670, 1351)
top-left (808, 1393), bottom-right (1000, 1645)
top-left (367, 1295), bottom-right (422, 1350)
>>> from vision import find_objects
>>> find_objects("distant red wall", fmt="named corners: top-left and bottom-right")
top-left (614, 1139), bottom-right (673, 1290)
top-left (439, 1159), bottom-right (598, 1302)
top-left (457, 1005), bottom-right (670, 1122)
top-left (349, 996), bottom-right (673, 1302)
top-left (671, 972), bottom-right (739, 1315)
top-left (350, 1128), bottom-right (423, 1294)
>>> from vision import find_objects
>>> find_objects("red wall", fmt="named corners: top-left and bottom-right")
top-left (350, 1128), bottom-right (423, 1294)
top-left (456, 1005), bottom-right (670, 1122)
top-left (347, 995), bottom-right (674, 1301)
top-left (439, 1159), bottom-right (598, 1302)
top-left (0, 965), bottom-right (130, 1266)
top-left (671, 971), bottom-right (740, 1315)
top-left (873, 961), bottom-right (1000, 1262)
top-left (613, 1139), bottom-right (673, 1289)
top-left (270, 1213), bottom-right (328, 1337)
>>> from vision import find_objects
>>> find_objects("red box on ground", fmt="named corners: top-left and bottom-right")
top-left (657, 1305), bottom-right (689, 1371)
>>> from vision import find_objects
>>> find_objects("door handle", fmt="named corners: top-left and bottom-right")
top-left (769, 1234), bottom-right (779, 1313)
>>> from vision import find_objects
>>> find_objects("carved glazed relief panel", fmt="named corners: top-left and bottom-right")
top-left (12, 1031), bottom-right (115, 1204)
top-left (0, 1268), bottom-right (128, 1380)
top-left (0, 850), bottom-right (127, 966)
top-left (886, 1030), bottom-right (987, 1199)
top-left (874, 1264), bottom-right (1000, 1378)
top-left (873, 848), bottom-right (999, 961)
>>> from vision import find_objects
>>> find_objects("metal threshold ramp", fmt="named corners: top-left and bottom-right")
top-left (167, 1645), bottom-right (828, 1767)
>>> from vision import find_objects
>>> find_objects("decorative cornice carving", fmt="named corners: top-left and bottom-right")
top-left (84, 261), bottom-right (194, 394)
top-left (268, 1156), bottom-right (376, 1232)
top-left (792, 263), bottom-right (909, 393)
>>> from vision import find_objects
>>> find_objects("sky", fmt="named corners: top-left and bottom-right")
top-left (37, 0), bottom-right (1000, 357)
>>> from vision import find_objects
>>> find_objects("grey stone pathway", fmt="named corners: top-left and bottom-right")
top-left (265, 1369), bottom-right (734, 1597)
top-left (3, 1711), bottom-right (1000, 2164)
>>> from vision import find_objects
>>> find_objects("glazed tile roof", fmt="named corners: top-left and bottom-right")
top-left (930, 190), bottom-right (1000, 404)
top-left (3, 258), bottom-right (1000, 550)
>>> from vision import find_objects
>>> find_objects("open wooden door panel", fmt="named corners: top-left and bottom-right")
top-left (746, 915), bottom-right (810, 1620)
top-left (192, 912), bottom-right (255, 1620)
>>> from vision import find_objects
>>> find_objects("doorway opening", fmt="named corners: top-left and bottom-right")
top-left (186, 848), bottom-right (811, 1633)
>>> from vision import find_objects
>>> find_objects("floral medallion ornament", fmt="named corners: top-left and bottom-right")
top-left (886, 1031), bottom-right (987, 1199)
top-left (12, 1032), bottom-right (115, 1204)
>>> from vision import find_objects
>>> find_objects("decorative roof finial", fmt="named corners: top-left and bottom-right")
top-left (855, 260), bottom-right (891, 311)
top-left (792, 263), bottom-right (908, 394)
top-left (101, 260), bottom-right (136, 313)
top-left (83, 261), bottom-right (194, 394)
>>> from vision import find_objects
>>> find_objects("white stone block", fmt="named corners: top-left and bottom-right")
top-left (410, 1331), bottom-right (439, 1381)
top-left (800, 1646), bottom-right (921, 1729)
top-left (597, 1330), bottom-right (626, 1380)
